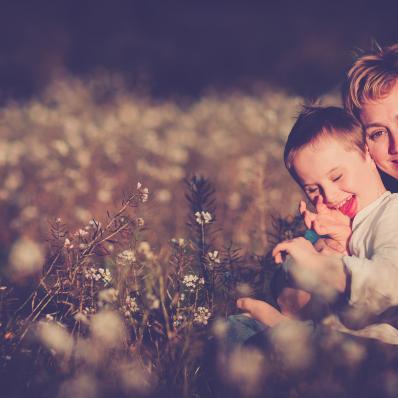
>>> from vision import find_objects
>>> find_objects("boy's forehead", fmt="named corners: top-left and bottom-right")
top-left (293, 138), bottom-right (354, 181)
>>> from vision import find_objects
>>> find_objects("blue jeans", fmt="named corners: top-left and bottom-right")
top-left (225, 314), bottom-right (269, 347)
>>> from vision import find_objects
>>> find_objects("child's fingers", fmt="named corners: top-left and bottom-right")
top-left (272, 241), bottom-right (291, 264)
top-left (315, 195), bottom-right (329, 214)
top-left (299, 200), bottom-right (307, 215)
top-left (312, 220), bottom-right (327, 236)
top-left (302, 211), bottom-right (314, 230)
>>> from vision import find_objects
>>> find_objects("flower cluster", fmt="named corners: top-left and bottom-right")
top-left (194, 211), bottom-right (212, 225)
top-left (116, 250), bottom-right (136, 266)
top-left (207, 250), bottom-right (221, 264)
top-left (171, 238), bottom-right (186, 248)
top-left (137, 182), bottom-right (149, 203)
top-left (182, 274), bottom-right (205, 291)
top-left (123, 295), bottom-right (139, 316)
top-left (84, 267), bottom-right (112, 284)
top-left (193, 307), bottom-right (211, 325)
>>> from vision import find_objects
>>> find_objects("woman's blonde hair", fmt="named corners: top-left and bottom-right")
top-left (343, 43), bottom-right (398, 119)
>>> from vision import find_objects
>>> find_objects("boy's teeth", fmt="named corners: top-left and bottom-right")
top-left (336, 196), bottom-right (352, 209)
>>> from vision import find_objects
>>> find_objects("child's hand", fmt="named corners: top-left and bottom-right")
top-left (299, 197), bottom-right (351, 250)
top-left (272, 236), bottom-right (318, 265)
top-left (315, 237), bottom-right (347, 254)
top-left (272, 237), bottom-right (347, 300)
top-left (236, 297), bottom-right (288, 327)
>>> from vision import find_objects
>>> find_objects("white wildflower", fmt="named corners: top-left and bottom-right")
top-left (207, 250), bottom-right (221, 264)
top-left (195, 211), bottom-right (212, 225)
top-left (171, 238), bottom-right (186, 248)
top-left (77, 228), bottom-right (89, 237)
top-left (182, 274), bottom-right (199, 289)
top-left (45, 314), bottom-right (55, 322)
top-left (84, 267), bottom-right (112, 284)
top-left (193, 306), bottom-right (211, 325)
top-left (136, 217), bottom-right (145, 227)
top-left (117, 249), bottom-right (136, 266)
top-left (98, 268), bottom-right (112, 284)
top-left (137, 182), bottom-right (149, 203)
top-left (123, 296), bottom-right (139, 316)
top-left (64, 238), bottom-right (73, 249)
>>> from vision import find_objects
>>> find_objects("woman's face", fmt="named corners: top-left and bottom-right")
top-left (360, 80), bottom-right (398, 180)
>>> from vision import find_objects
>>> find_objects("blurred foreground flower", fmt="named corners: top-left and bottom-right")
top-left (8, 237), bottom-right (45, 279)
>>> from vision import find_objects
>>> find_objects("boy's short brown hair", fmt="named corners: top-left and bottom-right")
top-left (284, 106), bottom-right (365, 181)
top-left (343, 43), bottom-right (398, 119)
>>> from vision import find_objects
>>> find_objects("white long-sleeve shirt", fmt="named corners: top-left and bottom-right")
top-left (326, 191), bottom-right (398, 344)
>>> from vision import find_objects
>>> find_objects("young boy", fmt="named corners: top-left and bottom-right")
top-left (240, 106), bottom-right (398, 345)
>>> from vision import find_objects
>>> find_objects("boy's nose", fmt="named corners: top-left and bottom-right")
top-left (321, 187), bottom-right (338, 206)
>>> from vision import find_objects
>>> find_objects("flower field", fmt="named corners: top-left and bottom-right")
top-left (2, 75), bottom-right (378, 398)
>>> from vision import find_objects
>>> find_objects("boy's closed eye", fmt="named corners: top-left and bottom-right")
top-left (331, 174), bottom-right (343, 182)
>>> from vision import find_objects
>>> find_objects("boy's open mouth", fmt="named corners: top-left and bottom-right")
top-left (334, 195), bottom-right (357, 218)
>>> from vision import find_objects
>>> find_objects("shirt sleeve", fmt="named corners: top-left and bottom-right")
top-left (341, 199), bottom-right (398, 329)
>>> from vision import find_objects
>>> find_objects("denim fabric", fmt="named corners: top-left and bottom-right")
top-left (225, 314), bottom-right (269, 347)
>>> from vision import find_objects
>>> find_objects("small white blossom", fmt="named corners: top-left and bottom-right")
top-left (117, 249), bottom-right (136, 266)
top-left (182, 274), bottom-right (199, 289)
top-left (193, 307), bottom-right (211, 325)
top-left (171, 238), bottom-right (186, 248)
top-left (77, 228), bottom-right (89, 237)
top-left (84, 267), bottom-right (112, 284)
top-left (64, 238), bottom-right (73, 249)
top-left (195, 211), bottom-right (212, 225)
top-left (137, 182), bottom-right (149, 203)
top-left (208, 250), bottom-right (221, 264)
top-left (123, 296), bottom-right (139, 316)
top-left (136, 217), bottom-right (145, 227)
top-left (82, 306), bottom-right (96, 316)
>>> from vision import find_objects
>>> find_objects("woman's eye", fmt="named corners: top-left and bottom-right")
top-left (306, 187), bottom-right (318, 194)
top-left (369, 130), bottom-right (386, 141)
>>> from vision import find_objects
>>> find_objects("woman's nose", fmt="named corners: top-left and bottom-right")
top-left (388, 130), bottom-right (398, 154)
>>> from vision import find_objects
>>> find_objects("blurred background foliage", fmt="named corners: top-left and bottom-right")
top-left (1, 0), bottom-right (398, 102)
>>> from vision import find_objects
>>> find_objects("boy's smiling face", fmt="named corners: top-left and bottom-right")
top-left (292, 135), bottom-right (385, 218)
top-left (360, 79), bottom-right (398, 179)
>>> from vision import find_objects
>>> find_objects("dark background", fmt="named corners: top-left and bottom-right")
top-left (1, 0), bottom-right (398, 102)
